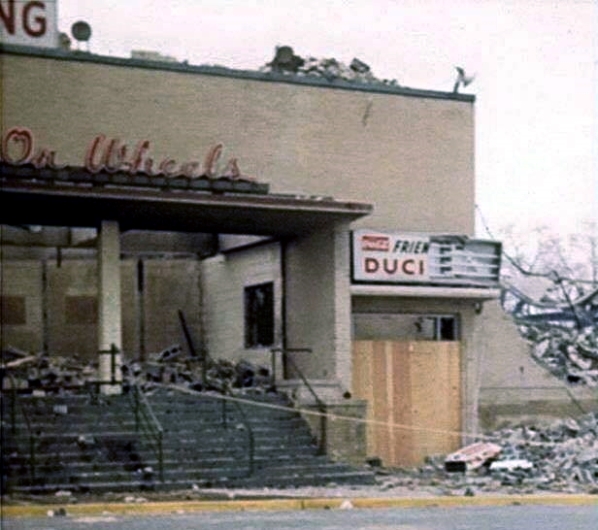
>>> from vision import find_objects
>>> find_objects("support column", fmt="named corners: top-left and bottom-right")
top-left (283, 222), bottom-right (352, 392)
top-left (98, 220), bottom-right (123, 394)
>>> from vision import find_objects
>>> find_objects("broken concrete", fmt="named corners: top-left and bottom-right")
top-left (383, 412), bottom-right (598, 495)
top-left (261, 46), bottom-right (400, 86)
top-left (1, 345), bottom-right (274, 396)
top-left (519, 324), bottom-right (598, 387)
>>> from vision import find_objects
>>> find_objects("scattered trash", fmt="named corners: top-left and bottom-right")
top-left (489, 459), bottom-right (533, 471)
top-left (47, 508), bottom-right (67, 517)
top-left (54, 490), bottom-right (72, 497)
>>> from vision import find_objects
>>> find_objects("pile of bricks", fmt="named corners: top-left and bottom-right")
top-left (124, 348), bottom-right (274, 394)
top-left (519, 324), bottom-right (598, 386)
top-left (378, 412), bottom-right (598, 495)
top-left (1, 345), bottom-right (274, 396)
top-left (481, 412), bottom-right (598, 491)
top-left (1, 346), bottom-right (96, 392)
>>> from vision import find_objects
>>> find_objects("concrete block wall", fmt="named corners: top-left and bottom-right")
top-left (201, 242), bottom-right (282, 369)
top-left (0, 260), bottom-right (44, 353)
top-left (284, 226), bottom-right (353, 389)
top-left (302, 400), bottom-right (369, 466)
top-left (477, 300), bottom-right (598, 429)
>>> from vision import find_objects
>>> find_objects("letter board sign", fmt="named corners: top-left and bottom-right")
top-left (352, 229), bottom-right (430, 283)
top-left (352, 229), bottom-right (502, 286)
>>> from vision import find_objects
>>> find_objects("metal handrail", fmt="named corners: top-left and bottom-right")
top-left (129, 383), bottom-right (164, 482)
top-left (270, 348), bottom-right (327, 455)
top-left (178, 309), bottom-right (255, 477)
top-left (4, 373), bottom-right (36, 482)
top-left (220, 386), bottom-right (255, 476)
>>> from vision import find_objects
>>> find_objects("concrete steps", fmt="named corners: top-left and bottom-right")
top-left (1, 388), bottom-right (375, 494)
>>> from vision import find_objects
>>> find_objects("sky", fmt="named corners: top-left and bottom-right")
top-left (56, 0), bottom-right (597, 242)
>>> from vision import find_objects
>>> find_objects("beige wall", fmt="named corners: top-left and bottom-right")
top-left (284, 225), bottom-right (353, 388)
top-left (201, 242), bottom-right (282, 369)
top-left (0, 255), bottom-right (202, 363)
top-left (477, 300), bottom-right (597, 428)
top-left (0, 260), bottom-right (44, 353)
top-left (1, 51), bottom-right (475, 235)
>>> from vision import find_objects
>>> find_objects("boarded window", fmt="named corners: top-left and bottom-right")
top-left (244, 282), bottom-right (274, 348)
top-left (1, 296), bottom-right (27, 325)
top-left (65, 296), bottom-right (97, 325)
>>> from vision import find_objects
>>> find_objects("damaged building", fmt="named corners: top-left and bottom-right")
top-left (1, 3), bottom-right (595, 495)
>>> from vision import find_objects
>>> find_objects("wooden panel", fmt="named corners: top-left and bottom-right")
top-left (0, 296), bottom-right (27, 325)
top-left (352, 340), bottom-right (461, 467)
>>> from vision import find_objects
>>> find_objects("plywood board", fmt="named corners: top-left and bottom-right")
top-left (352, 340), bottom-right (461, 467)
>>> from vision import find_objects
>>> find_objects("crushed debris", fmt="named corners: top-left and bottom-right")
top-left (518, 324), bottom-right (598, 387)
top-left (397, 412), bottom-right (598, 495)
top-left (501, 282), bottom-right (598, 387)
top-left (261, 45), bottom-right (400, 86)
top-left (1, 345), bottom-right (274, 395)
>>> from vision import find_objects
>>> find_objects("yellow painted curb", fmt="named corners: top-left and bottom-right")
top-left (2, 494), bottom-right (597, 518)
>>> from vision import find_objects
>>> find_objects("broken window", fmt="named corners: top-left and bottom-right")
top-left (353, 313), bottom-right (460, 341)
top-left (244, 282), bottom-right (274, 348)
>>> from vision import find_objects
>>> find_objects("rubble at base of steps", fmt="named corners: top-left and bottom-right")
top-left (374, 412), bottom-right (598, 495)
top-left (125, 352), bottom-right (275, 395)
top-left (518, 324), bottom-right (598, 387)
top-left (260, 45), bottom-right (400, 87)
top-left (1, 344), bottom-right (275, 396)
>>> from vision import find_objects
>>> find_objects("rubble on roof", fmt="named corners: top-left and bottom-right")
top-left (261, 45), bottom-right (400, 86)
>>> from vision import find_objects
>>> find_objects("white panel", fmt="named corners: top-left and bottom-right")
top-left (0, 1), bottom-right (58, 48)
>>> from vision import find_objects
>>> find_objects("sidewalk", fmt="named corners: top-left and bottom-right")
top-left (3, 488), bottom-right (597, 518)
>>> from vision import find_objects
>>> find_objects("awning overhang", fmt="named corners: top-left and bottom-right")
top-left (351, 284), bottom-right (501, 300)
top-left (0, 167), bottom-right (373, 237)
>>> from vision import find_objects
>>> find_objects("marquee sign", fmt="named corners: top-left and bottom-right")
top-left (0, 0), bottom-right (58, 48)
top-left (352, 229), bottom-right (501, 286)
top-left (0, 126), bottom-right (268, 193)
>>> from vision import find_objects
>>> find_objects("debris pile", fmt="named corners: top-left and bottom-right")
top-left (480, 413), bottom-right (598, 492)
top-left (518, 324), bottom-right (598, 386)
top-left (125, 347), bottom-right (274, 394)
top-left (1, 346), bottom-right (94, 391)
top-left (261, 45), bottom-right (399, 86)
top-left (377, 412), bottom-right (598, 495)
top-left (502, 282), bottom-right (598, 387)
top-left (1, 345), bottom-right (274, 395)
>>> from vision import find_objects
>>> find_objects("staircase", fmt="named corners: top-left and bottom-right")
top-left (1, 387), bottom-right (375, 494)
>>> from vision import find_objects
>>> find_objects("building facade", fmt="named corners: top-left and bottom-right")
top-left (2, 37), bottom-right (508, 467)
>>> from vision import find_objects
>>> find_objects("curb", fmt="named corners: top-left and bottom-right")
top-left (3, 494), bottom-right (597, 518)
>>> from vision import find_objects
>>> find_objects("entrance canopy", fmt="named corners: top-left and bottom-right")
top-left (0, 164), bottom-right (372, 237)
